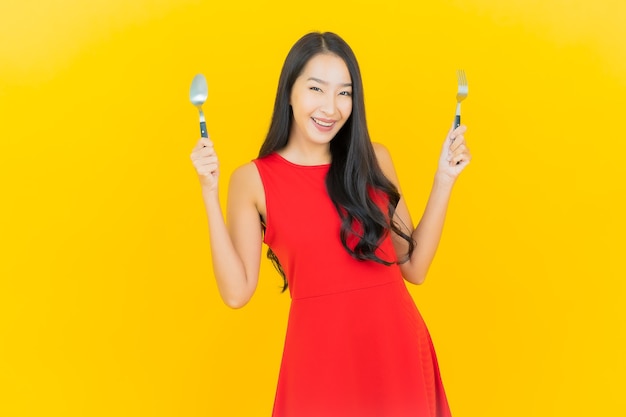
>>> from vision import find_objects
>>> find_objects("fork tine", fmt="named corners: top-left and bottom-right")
top-left (458, 69), bottom-right (467, 87)
top-left (454, 69), bottom-right (467, 131)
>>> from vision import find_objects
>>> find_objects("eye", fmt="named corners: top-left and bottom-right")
top-left (309, 86), bottom-right (322, 92)
top-left (339, 91), bottom-right (352, 96)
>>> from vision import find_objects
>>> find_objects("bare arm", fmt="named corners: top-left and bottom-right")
top-left (374, 125), bottom-right (471, 285)
top-left (191, 137), bottom-right (264, 308)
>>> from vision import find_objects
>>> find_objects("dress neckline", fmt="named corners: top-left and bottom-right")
top-left (273, 152), bottom-right (331, 169)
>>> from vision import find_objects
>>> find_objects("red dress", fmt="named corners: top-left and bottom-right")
top-left (254, 153), bottom-right (452, 417)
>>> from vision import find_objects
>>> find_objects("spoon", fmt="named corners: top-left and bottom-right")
top-left (189, 74), bottom-right (208, 138)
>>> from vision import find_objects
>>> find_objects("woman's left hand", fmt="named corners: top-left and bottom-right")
top-left (436, 124), bottom-right (471, 183)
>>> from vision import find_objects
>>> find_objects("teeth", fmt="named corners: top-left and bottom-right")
top-left (313, 118), bottom-right (333, 127)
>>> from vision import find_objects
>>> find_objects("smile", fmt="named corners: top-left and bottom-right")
top-left (312, 117), bottom-right (334, 127)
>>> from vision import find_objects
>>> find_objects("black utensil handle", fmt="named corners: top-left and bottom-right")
top-left (453, 115), bottom-right (461, 165)
top-left (200, 121), bottom-right (207, 138)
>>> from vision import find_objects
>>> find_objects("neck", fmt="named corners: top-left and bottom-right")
top-left (280, 139), bottom-right (331, 166)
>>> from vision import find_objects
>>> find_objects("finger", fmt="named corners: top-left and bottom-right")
top-left (197, 163), bottom-right (219, 177)
top-left (455, 157), bottom-right (471, 168)
top-left (449, 135), bottom-right (465, 152)
top-left (199, 136), bottom-right (213, 147)
top-left (447, 141), bottom-right (467, 162)
top-left (191, 144), bottom-right (217, 161)
top-left (194, 156), bottom-right (217, 170)
top-left (450, 125), bottom-right (467, 142)
top-left (450, 150), bottom-right (472, 166)
top-left (192, 137), bottom-right (213, 151)
top-left (452, 124), bottom-right (467, 136)
top-left (192, 156), bottom-right (219, 171)
top-left (450, 155), bottom-right (466, 166)
top-left (193, 139), bottom-right (204, 151)
top-left (449, 141), bottom-right (468, 156)
top-left (444, 124), bottom-right (464, 154)
top-left (199, 154), bottom-right (217, 166)
top-left (196, 146), bottom-right (216, 158)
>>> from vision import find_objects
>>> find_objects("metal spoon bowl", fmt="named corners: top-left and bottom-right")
top-left (189, 74), bottom-right (208, 137)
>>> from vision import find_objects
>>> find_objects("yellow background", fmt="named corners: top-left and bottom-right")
top-left (1, 0), bottom-right (624, 416)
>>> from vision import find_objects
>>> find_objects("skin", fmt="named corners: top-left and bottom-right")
top-left (190, 53), bottom-right (471, 308)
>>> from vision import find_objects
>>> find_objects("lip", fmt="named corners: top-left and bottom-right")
top-left (311, 117), bottom-right (336, 131)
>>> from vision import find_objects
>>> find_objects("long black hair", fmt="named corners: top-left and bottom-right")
top-left (259, 32), bottom-right (415, 291)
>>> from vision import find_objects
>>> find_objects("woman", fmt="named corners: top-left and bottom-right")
top-left (190, 32), bottom-right (470, 417)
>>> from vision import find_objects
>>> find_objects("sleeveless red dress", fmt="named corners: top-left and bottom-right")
top-left (254, 153), bottom-right (452, 417)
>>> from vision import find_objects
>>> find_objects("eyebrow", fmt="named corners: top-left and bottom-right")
top-left (307, 77), bottom-right (352, 88)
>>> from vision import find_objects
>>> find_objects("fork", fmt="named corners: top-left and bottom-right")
top-left (454, 69), bottom-right (468, 129)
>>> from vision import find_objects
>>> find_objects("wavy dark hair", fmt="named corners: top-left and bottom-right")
top-left (259, 32), bottom-right (415, 291)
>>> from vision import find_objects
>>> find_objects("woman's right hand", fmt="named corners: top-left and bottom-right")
top-left (190, 136), bottom-right (220, 192)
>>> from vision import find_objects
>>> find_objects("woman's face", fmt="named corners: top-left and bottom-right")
top-left (289, 53), bottom-right (353, 147)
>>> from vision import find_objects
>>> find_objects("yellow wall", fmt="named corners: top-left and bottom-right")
top-left (1, 0), bottom-right (624, 415)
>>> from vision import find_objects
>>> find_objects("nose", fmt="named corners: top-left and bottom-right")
top-left (319, 93), bottom-right (337, 116)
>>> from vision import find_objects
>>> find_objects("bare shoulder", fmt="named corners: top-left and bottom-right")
top-left (231, 161), bottom-right (260, 183)
top-left (228, 161), bottom-right (266, 217)
top-left (372, 142), bottom-right (398, 184)
top-left (229, 162), bottom-right (264, 195)
top-left (372, 142), bottom-right (391, 156)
